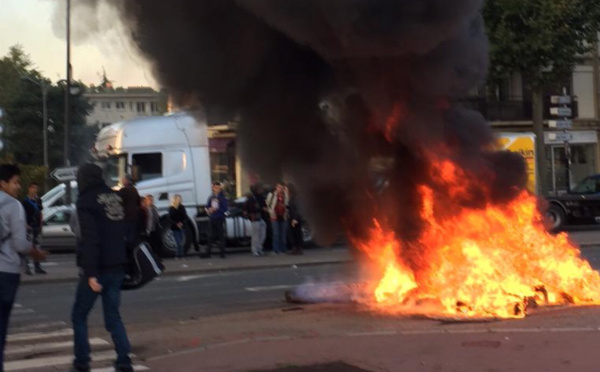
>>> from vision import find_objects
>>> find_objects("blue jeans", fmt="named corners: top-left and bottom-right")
top-left (0, 273), bottom-right (20, 372)
top-left (71, 271), bottom-right (131, 370)
top-left (272, 220), bottom-right (288, 253)
top-left (173, 229), bottom-right (184, 258)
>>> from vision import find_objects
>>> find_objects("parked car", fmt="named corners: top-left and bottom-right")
top-left (39, 198), bottom-right (257, 254)
top-left (546, 174), bottom-right (600, 231)
top-left (41, 205), bottom-right (76, 251)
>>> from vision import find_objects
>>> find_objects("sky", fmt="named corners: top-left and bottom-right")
top-left (0, 0), bottom-right (157, 88)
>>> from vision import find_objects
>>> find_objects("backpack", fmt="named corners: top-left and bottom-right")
top-left (122, 241), bottom-right (165, 290)
top-left (0, 199), bottom-right (13, 244)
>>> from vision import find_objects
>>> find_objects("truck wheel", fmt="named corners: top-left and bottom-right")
top-left (158, 217), bottom-right (193, 258)
top-left (546, 205), bottom-right (566, 231)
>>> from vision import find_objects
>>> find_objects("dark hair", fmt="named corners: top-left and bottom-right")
top-left (276, 180), bottom-right (286, 187)
top-left (212, 181), bottom-right (222, 186)
top-left (0, 164), bottom-right (21, 183)
top-left (29, 182), bottom-right (39, 187)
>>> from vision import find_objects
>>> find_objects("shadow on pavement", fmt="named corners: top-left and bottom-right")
top-left (248, 362), bottom-right (373, 372)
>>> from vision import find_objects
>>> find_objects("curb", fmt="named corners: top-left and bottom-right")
top-left (19, 259), bottom-right (352, 286)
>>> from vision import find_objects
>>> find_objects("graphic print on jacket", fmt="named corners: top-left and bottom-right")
top-left (97, 193), bottom-right (125, 221)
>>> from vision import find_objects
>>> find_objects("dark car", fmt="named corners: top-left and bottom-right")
top-left (546, 174), bottom-right (600, 230)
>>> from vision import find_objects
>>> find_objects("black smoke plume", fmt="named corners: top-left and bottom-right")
top-left (60, 1), bottom-right (526, 252)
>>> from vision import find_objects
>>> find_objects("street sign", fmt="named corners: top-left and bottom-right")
top-left (550, 107), bottom-right (572, 117)
top-left (550, 95), bottom-right (572, 105)
top-left (548, 119), bottom-right (573, 129)
top-left (50, 167), bottom-right (78, 182)
top-left (548, 132), bottom-right (573, 142)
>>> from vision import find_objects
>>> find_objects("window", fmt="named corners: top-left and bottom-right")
top-left (116, 102), bottom-right (125, 110)
top-left (101, 102), bottom-right (111, 109)
top-left (129, 102), bottom-right (134, 111)
top-left (132, 153), bottom-right (162, 181)
top-left (46, 211), bottom-right (71, 225)
top-left (136, 102), bottom-right (146, 113)
top-left (150, 102), bottom-right (159, 112)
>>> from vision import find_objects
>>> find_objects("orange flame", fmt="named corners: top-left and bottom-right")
top-left (354, 161), bottom-right (600, 319)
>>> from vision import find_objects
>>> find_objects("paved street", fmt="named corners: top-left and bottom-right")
top-left (6, 230), bottom-right (600, 371)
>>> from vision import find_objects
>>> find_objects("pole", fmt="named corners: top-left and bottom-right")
top-left (64, 0), bottom-right (72, 205)
top-left (42, 85), bottom-right (49, 191)
top-left (64, 0), bottom-right (71, 168)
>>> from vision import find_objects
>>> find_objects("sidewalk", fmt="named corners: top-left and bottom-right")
top-left (21, 229), bottom-right (600, 285)
top-left (21, 247), bottom-right (354, 285)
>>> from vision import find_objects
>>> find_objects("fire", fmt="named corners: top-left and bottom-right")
top-left (354, 160), bottom-right (600, 319)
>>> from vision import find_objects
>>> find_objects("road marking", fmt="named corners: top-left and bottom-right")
top-left (7, 328), bottom-right (73, 342)
top-left (9, 321), bottom-right (67, 333)
top-left (92, 365), bottom-right (149, 372)
top-left (11, 309), bottom-right (35, 316)
top-left (245, 285), bottom-right (295, 292)
top-left (5, 350), bottom-right (118, 371)
top-left (176, 274), bottom-right (210, 282)
top-left (5, 338), bottom-right (109, 355)
top-left (13, 304), bottom-right (22, 309)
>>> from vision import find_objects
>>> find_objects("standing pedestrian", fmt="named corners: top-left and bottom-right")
top-left (0, 165), bottom-right (33, 372)
top-left (244, 185), bottom-right (266, 256)
top-left (168, 194), bottom-right (187, 260)
top-left (204, 181), bottom-right (228, 259)
top-left (70, 163), bottom-right (133, 372)
top-left (144, 195), bottom-right (162, 256)
top-left (286, 184), bottom-right (304, 255)
top-left (266, 181), bottom-right (289, 254)
top-left (117, 175), bottom-right (141, 248)
top-left (21, 182), bottom-right (46, 275)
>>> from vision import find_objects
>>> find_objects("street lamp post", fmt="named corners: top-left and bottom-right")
top-left (21, 76), bottom-right (50, 190)
top-left (64, 0), bottom-right (72, 168)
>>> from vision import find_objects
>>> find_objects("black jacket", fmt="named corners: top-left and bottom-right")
top-left (22, 196), bottom-right (43, 229)
top-left (118, 185), bottom-right (141, 221)
top-left (169, 205), bottom-right (187, 230)
top-left (77, 164), bottom-right (128, 278)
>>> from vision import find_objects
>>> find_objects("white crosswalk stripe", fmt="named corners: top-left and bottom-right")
top-left (6, 304), bottom-right (150, 371)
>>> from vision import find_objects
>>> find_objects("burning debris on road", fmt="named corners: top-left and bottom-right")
top-left (62, 0), bottom-right (600, 319)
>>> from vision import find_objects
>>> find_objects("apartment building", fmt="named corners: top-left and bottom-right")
top-left (468, 43), bottom-right (600, 194)
top-left (84, 87), bottom-right (168, 128)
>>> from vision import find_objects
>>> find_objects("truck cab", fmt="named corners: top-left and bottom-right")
top-left (42, 112), bottom-right (251, 256)
top-left (546, 174), bottom-right (600, 230)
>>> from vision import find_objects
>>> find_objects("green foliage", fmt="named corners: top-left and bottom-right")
top-left (0, 44), bottom-right (95, 169)
top-left (0, 154), bottom-right (48, 195)
top-left (484, 0), bottom-right (600, 89)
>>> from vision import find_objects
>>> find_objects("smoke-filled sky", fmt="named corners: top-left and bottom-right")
top-left (0, 0), bottom-right (155, 87)
top-left (55, 0), bottom-right (527, 249)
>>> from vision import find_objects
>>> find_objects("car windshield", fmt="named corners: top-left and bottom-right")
top-left (572, 177), bottom-right (600, 194)
top-left (41, 184), bottom-right (64, 203)
top-left (99, 155), bottom-right (127, 188)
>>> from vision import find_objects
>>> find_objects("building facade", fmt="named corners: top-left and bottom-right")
top-left (475, 43), bottom-right (600, 195)
top-left (84, 87), bottom-right (168, 128)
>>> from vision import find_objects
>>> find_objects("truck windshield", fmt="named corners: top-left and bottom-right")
top-left (101, 155), bottom-right (127, 188)
top-left (572, 177), bottom-right (600, 194)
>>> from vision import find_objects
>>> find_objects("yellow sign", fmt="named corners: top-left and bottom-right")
top-left (497, 133), bottom-right (536, 194)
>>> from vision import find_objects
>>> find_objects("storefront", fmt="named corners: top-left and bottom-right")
top-left (544, 130), bottom-right (599, 194)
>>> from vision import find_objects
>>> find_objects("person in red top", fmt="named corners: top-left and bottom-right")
top-left (266, 182), bottom-right (289, 254)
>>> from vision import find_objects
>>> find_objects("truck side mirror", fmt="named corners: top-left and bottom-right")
top-left (132, 165), bottom-right (140, 182)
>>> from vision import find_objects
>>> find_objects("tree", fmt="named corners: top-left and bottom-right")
top-left (0, 45), bottom-right (96, 188)
top-left (483, 0), bottom-right (600, 194)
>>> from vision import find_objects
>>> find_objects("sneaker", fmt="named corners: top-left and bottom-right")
top-left (35, 268), bottom-right (47, 274)
top-left (25, 268), bottom-right (33, 276)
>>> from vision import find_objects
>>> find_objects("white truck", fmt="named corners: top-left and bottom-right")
top-left (42, 112), bottom-right (251, 256)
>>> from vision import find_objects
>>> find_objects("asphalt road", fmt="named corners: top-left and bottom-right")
top-left (11, 244), bottom-right (600, 330)
top-left (13, 262), bottom-right (358, 329)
